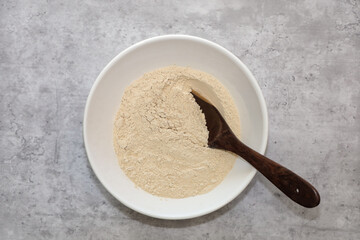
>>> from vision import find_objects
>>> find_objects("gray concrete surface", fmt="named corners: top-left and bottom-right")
top-left (1, 0), bottom-right (359, 239)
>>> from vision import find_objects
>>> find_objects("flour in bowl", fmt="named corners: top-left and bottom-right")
top-left (113, 66), bottom-right (241, 198)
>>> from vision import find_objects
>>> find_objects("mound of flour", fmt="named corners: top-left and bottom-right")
top-left (113, 66), bottom-right (240, 198)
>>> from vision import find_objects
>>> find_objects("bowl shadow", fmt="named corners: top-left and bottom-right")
top-left (87, 155), bottom-right (257, 228)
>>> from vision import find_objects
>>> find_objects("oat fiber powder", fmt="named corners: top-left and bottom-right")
top-left (113, 66), bottom-right (241, 198)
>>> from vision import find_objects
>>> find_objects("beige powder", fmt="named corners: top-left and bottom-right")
top-left (113, 66), bottom-right (241, 198)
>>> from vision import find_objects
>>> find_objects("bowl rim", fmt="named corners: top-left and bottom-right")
top-left (83, 34), bottom-right (268, 220)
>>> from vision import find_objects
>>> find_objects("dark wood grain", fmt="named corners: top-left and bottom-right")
top-left (192, 92), bottom-right (320, 208)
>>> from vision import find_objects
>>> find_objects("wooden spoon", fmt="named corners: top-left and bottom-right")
top-left (191, 91), bottom-right (320, 208)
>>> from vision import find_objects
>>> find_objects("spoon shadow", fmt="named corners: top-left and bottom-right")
top-left (257, 174), bottom-right (321, 220)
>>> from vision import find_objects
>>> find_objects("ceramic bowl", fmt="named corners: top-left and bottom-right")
top-left (83, 35), bottom-right (268, 219)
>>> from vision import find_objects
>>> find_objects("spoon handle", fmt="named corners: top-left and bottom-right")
top-left (223, 135), bottom-right (320, 208)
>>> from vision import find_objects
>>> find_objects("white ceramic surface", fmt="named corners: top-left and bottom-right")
top-left (83, 35), bottom-right (268, 220)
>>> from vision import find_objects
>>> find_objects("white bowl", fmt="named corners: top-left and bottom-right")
top-left (83, 35), bottom-right (268, 220)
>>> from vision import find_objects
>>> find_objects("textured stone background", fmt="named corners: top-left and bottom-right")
top-left (1, 0), bottom-right (359, 239)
